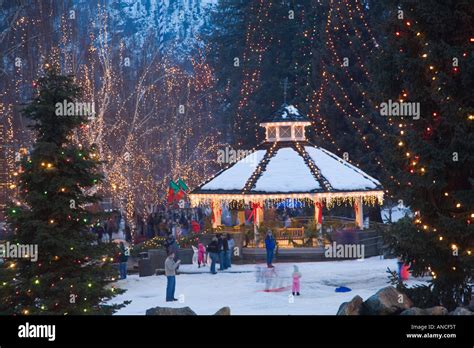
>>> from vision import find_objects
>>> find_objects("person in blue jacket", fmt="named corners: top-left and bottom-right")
top-left (118, 242), bottom-right (129, 279)
top-left (265, 230), bottom-right (276, 268)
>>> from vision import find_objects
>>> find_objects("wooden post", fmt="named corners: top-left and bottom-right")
top-left (355, 197), bottom-right (364, 229)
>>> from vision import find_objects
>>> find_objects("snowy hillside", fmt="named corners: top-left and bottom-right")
top-left (105, 0), bottom-right (217, 57)
top-left (0, 0), bottom-right (217, 63)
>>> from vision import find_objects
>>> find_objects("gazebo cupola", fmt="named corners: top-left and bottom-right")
top-left (260, 104), bottom-right (312, 142)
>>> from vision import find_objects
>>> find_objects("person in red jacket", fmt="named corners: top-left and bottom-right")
top-left (191, 220), bottom-right (200, 234)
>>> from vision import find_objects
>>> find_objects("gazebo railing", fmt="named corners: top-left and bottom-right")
top-left (273, 227), bottom-right (305, 240)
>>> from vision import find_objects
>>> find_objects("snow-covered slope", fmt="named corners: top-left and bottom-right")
top-left (105, 0), bottom-right (217, 58)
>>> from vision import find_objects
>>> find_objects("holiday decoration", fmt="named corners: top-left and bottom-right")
top-left (0, 67), bottom-right (127, 315)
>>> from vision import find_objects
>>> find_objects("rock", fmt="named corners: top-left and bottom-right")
top-left (364, 286), bottom-right (413, 315)
top-left (145, 306), bottom-right (197, 316)
top-left (400, 307), bottom-right (426, 315)
top-left (337, 295), bottom-right (364, 315)
top-left (468, 300), bottom-right (474, 312)
top-left (214, 306), bottom-right (231, 315)
top-left (425, 306), bottom-right (448, 315)
top-left (449, 307), bottom-right (474, 316)
top-left (400, 306), bottom-right (448, 316)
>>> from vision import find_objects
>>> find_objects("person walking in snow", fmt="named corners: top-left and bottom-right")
top-left (165, 252), bottom-right (181, 302)
top-left (207, 236), bottom-right (219, 274)
top-left (226, 233), bottom-right (235, 268)
top-left (197, 242), bottom-right (206, 268)
top-left (292, 265), bottom-right (302, 296)
top-left (118, 242), bottom-right (129, 280)
top-left (217, 234), bottom-right (228, 271)
top-left (265, 230), bottom-right (276, 268)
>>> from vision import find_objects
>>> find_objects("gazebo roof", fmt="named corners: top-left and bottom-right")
top-left (260, 103), bottom-right (310, 124)
top-left (190, 141), bottom-right (383, 206)
top-left (189, 104), bottom-right (384, 207)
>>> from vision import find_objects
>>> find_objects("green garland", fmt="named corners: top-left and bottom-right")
top-left (131, 234), bottom-right (206, 256)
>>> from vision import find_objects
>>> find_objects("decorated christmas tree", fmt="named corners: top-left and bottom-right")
top-left (371, 0), bottom-right (474, 309)
top-left (0, 65), bottom-right (127, 315)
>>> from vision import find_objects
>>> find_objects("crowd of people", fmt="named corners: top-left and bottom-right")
top-left (162, 233), bottom-right (235, 301)
top-left (134, 207), bottom-right (205, 242)
top-left (91, 212), bottom-right (131, 244)
top-left (204, 233), bottom-right (235, 274)
top-left (162, 230), bottom-right (304, 302)
top-left (91, 205), bottom-right (302, 302)
top-left (89, 206), bottom-right (206, 245)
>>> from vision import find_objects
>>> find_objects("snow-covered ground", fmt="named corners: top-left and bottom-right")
top-left (110, 257), bottom-right (427, 315)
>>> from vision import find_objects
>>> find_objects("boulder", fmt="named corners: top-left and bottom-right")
top-left (400, 307), bottom-right (426, 315)
top-left (337, 295), bottom-right (364, 315)
top-left (145, 306), bottom-right (197, 316)
top-left (425, 306), bottom-right (448, 316)
top-left (449, 307), bottom-right (474, 316)
top-left (364, 286), bottom-right (413, 315)
top-left (400, 306), bottom-right (448, 316)
top-left (468, 299), bottom-right (474, 312)
top-left (214, 307), bottom-right (231, 315)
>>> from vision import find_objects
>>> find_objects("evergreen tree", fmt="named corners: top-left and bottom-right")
top-left (371, 0), bottom-right (474, 309)
top-left (207, 0), bottom-right (317, 147)
top-left (207, 1), bottom-right (389, 187)
top-left (0, 66), bottom-right (127, 315)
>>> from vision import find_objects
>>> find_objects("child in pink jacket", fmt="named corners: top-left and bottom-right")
top-left (197, 242), bottom-right (206, 268)
top-left (292, 265), bottom-right (302, 296)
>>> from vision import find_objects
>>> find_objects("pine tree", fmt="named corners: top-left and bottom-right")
top-left (371, 0), bottom-right (474, 309)
top-left (0, 66), bottom-right (127, 315)
top-left (207, 0), bottom-right (317, 147)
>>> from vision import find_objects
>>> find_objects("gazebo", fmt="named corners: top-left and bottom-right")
top-left (189, 104), bottom-right (383, 238)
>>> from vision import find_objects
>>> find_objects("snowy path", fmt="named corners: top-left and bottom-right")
top-left (110, 257), bottom-right (426, 315)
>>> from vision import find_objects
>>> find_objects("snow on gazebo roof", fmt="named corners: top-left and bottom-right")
top-left (189, 104), bottom-right (384, 207)
top-left (260, 103), bottom-right (310, 123)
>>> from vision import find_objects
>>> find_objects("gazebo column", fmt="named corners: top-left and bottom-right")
top-left (212, 199), bottom-right (222, 229)
top-left (256, 200), bottom-right (264, 226)
top-left (237, 210), bottom-right (246, 225)
top-left (354, 197), bottom-right (364, 229)
top-left (314, 198), bottom-right (323, 228)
